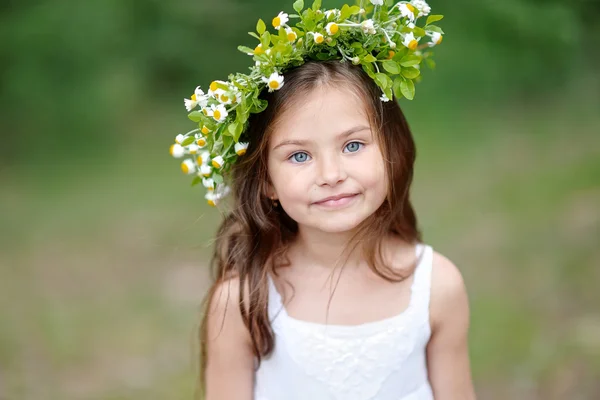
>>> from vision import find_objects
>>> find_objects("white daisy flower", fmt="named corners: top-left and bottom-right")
top-left (324, 9), bottom-right (341, 19)
top-left (380, 93), bottom-right (391, 102)
top-left (202, 178), bottom-right (215, 191)
top-left (325, 22), bottom-right (339, 36)
top-left (312, 32), bottom-right (325, 43)
top-left (200, 164), bottom-right (212, 177)
top-left (208, 80), bottom-right (229, 98)
top-left (262, 72), bottom-right (284, 92)
top-left (211, 155), bottom-right (225, 169)
top-left (195, 136), bottom-right (207, 147)
top-left (181, 159), bottom-right (196, 175)
top-left (407, 21), bottom-right (416, 29)
top-left (402, 32), bottom-right (420, 50)
top-left (170, 144), bottom-right (184, 158)
top-left (411, 0), bottom-right (431, 17)
top-left (370, 0), bottom-right (384, 5)
top-left (188, 144), bottom-right (200, 154)
top-left (175, 134), bottom-right (185, 144)
top-left (285, 27), bottom-right (297, 42)
top-left (205, 192), bottom-right (218, 207)
top-left (361, 19), bottom-right (377, 34)
top-left (184, 86), bottom-right (207, 112)
top-left (208, 104), bottom-right (228, 122)
top-left (235, 142), bottom-right (249, 156)
top-left (272, 12), bottom-right (289, 30)
top-left (427, 31), bottom-right (443, 47)
top-left (200, 125), bottom-right (211, 136)
top-left (399, 3), bottom-right (416, 21)
top-left (214, 89), bottom-right (233, 105)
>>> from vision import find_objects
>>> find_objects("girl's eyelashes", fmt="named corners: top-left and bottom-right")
top-left (287, 142), bottom-right (364, 163)
top-left (344, 141), bottom-right (364, 153)
top-left (289, 151), bottom-right (311, 163)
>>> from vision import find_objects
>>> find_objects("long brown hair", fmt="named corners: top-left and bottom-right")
top-left (198, 60), bottom-right (421, 391)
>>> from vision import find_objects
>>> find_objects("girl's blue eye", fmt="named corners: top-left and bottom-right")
top-left (290, 152), bottom-right (310, 163)
top-left (344, 142), bottom-right (363, 153)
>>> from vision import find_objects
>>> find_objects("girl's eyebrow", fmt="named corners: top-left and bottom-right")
top-left (272, 124), bottom-right (370, 151)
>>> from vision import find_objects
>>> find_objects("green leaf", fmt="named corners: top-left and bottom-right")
top-left (257, 19), bottom-right (266, 35)
top-left (188, 111), bottom-right (204, 123)
top-left (293, 0), bottom-right (304, 13)
top-left (425, 25), bottom-right (444, 34)
top-left (312, 0), bottom-right (321, 10)
top-left (393, 77), bottom-right (404, 99)
top-left (213, 174), bottom-right (224, 184)
top-left (191, 176), bottom-right (202, 187)
top-left (340, 4), bottom-right (351, 20)
top-left (248, 32), bottom-right (260, 40)
top-left (413, 27), bottom-right (426, 38)
top-left (374, 73), bottom-right (393, 91)
top-left (382, 60), bottom-right (401, 75)
top-left (399, 55), bottom-right (421, 67)
top-left (363, 54), bottom-right (377, 63)
top-left (400, 78), bottom-right (415, 100)
top-left (252, 98), bottom-right (268, 113)
top-left (222, 133), bottom-right (233, 150)
top-left (261, 31), bottom-right (271, 49)
top-left (401, 67), bottom-right (420, 79)
top-left (181, 136), bottom-right (195, 146)
top-left (426, 15), bottom-right (444, 25)
top-left (349, 5), bottom-right (361, 15)
top-left (238, 45), bottom-right (255, 55)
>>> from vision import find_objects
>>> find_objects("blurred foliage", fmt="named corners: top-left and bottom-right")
top-left (1, 0), bottom-right (598, 167)
top-left (1, 1), bottom-right (599, 399)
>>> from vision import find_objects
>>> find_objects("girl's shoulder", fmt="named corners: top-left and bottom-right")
top-left (428, 249), bottom-right (470, 332)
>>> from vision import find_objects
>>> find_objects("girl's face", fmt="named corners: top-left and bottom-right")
top-left (267, 86), bottom-right (388, 233)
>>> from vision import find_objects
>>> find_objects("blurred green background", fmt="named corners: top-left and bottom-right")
top-left (1, 0), bottom-right (599, 399)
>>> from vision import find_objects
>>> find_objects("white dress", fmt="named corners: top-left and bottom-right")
top-left (254, 243), bottom-right (434, 400)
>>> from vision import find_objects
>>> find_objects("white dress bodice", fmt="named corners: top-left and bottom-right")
top-left (254, 244), bottom-right (434, 400)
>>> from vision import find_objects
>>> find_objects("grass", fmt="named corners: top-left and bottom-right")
top-left (1, 97), bottom-right (599, 399)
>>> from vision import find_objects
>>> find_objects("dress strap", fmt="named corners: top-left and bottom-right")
top-left (266, 274), bottom-right (286, 321)
top-left (411, 244), bottom-right (433, 318)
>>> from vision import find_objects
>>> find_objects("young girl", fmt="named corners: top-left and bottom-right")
top-left (171, 2), bottom-right (475, 399)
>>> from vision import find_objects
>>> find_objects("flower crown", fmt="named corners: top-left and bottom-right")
top-left (169, 0), bottom-right (444, 207)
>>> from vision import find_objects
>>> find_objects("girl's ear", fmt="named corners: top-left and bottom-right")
top-left (264, 178), bottom-right (278, 200)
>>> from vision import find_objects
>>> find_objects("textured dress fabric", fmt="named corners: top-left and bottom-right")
top-left (254, 243), bottom-right (434, 400)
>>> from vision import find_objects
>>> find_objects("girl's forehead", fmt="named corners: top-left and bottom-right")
top-left (271, 86), bottom-right (370, 141)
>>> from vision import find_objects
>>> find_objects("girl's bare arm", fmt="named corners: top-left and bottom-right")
top-left (204, 278), bottom-right (255, 400)
top-left (427, 252), bottom-right (477, 400)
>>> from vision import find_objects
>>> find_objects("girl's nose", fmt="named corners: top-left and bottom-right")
top-left (316, 154), bottom-right (347, 187)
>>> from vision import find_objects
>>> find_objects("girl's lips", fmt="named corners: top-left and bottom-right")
top-left (312, 193), bottom-right (359, 209)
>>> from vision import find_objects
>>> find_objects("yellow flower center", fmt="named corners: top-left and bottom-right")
top-left (201, 126), bottom-right (210, 135)
top-left (437, 35), bottom-right (443, 45)
top-left (236, 148), bottom-right (247, 156)
top-left (287, 32), bottom-right (297, 41)
top-left (189, 148), bottom-right (197, 154)
top-left (273, 16), bottom-right (281, 27)
top-left (181, 162), bottom-right (190, 174)
top-left (315, 35), bottom-right (324, 44)
top-left (169, 144), bottom-right (176, 155)
top-left (387, 50), bottom-right (395, 59)
top-left (213, 110), bottom-right (222, 120)
top-left (409, 40), bottom-right (418, 50)
top-left (202, 108), bottom-right (208, 116)
top-left (220, 94), bottom-right (229, 103)
top-left (329, 24), bottom-right (339, 34)
top-left (254, 45), bottom-right (264, 55)
top-left (208, 186), bottom-right (215, 192)
top-left (203, 171), bottom-right (211, 177)
top-left (211, 160), bottom-right (221, 168)
top-left (191, 93), bottom-right (197, 101)
top-left (210, 82), bottom-right (218, 92)
top-left (269, 80), bottom-right (280, 90)
top-left (197, 138), bottom-right (206, 146)
top-left (197, 156), bottom-right (203, 164)
top-left (207, 199), bottom-right (216, 207)
top-left (406, 4), bottom-right (415, 13)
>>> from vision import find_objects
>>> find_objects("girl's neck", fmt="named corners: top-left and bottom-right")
top-left (290, 225), bottom-right (363, 270)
